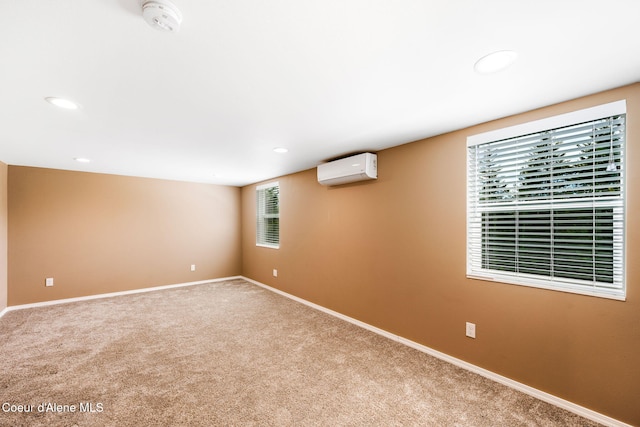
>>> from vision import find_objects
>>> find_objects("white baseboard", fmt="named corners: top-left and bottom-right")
top-left (241, 276), bottom-right (631, 427)
top-left (0, 276), bottom-right (242, 317)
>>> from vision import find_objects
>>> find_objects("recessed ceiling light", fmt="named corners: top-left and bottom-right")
top-left (74, 157), bottom-right (91, 163)
top-left (273, 147), bottom-right (289, 153)
top-left (474, 50), bottom-right (518, 74)
top-left (45, 97), bottom-right (80, 110)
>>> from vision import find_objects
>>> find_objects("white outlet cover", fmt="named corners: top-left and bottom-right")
top-left (273, 269), bottom-right (278, 277)
top-left (45, 278), bottom-right (54, 287)
top-left (466, 322), bottom-right (476, 338)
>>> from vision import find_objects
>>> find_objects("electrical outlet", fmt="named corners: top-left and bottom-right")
top-left (45, 278), bottom-right (54, 287)
top-left (273, 269), bottom-right (278, 277)
top-left (465, 322), bottom-right (476, 339)
top-left (190, 264), bottom-right (196, 271)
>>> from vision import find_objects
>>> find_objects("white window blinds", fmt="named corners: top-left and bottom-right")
top-left (256, 182), bottom-right (280, 248)
top-left (467, 101), bottom-right (626, 299)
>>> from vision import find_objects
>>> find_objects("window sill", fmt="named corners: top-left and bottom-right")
top-left (467, 272), bottom-right (626, 301)
top-left (256, 243), bottom-right (280, 250)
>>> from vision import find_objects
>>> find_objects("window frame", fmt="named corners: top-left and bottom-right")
top-left (466, 101), bottom-right (626, 300)
top-left (256, 181), bottom-right (280, 249)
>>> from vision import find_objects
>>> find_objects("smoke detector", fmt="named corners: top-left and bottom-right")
top-left (142, 0), bottom-right (182, 32)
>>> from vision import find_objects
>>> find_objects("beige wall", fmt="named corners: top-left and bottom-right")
top-left (0, 161), bottom-right (7, 311)
top-left (8, 167), bottom-right (241, 305)
top-left (242, 83), bottom-right (640, 425)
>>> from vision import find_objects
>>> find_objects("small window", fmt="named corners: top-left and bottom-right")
top-left (467, 101), bottom-right (626, 300)
top-left (256, 182), bottom-right (280, 248)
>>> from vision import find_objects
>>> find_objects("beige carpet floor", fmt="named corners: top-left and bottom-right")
top-left (0, 279), bottom-right (600, 426)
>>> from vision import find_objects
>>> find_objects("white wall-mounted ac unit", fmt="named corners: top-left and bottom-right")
top-left (317, 152), bottom-right (377, 186)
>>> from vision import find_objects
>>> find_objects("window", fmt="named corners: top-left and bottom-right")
top-left (256, 182), bottom-right (280, 248)
top-left (467, 101), bottom-right (625, 300)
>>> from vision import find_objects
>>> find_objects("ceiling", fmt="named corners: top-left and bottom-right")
top-left (1, 0), bottom-right (639, 187)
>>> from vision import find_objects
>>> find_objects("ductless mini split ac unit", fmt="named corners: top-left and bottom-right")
top-left (317, 152), bottom-right (377, 186)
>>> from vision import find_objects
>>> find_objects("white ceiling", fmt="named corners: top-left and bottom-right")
top-left (1, 1), bottom-right (639, 187)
